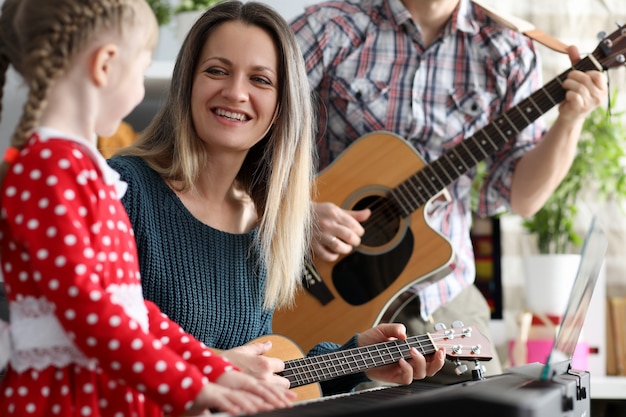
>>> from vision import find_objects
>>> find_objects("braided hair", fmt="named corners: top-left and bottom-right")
top-left (0, 0), bottom-right (157, 184)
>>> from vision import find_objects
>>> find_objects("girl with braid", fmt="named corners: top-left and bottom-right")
top-left (0, 0), bottom-right (294, 416)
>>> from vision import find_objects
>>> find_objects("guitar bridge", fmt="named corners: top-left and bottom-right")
top-left (302, 259), bottom-right (334, 305)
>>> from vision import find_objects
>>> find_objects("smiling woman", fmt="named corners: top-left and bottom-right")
top-left (110, 0), bottom-right (314, 317)
top-left (108, 0), bottom-right (315, 350)
top-left (107, 0), bottom-right (445, 399)
top-left (189, 21), bottom-right (279, 158)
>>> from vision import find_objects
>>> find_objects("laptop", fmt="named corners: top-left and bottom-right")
top-left (509, 215), bottom-right (607, 381)
top-left (242, 217), bottom-right (606, 417)
top-left (539, 216), bottom-right (607, 379)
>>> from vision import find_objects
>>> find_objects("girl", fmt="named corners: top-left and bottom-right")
top-left (0, 0), bottom-right (293, 415)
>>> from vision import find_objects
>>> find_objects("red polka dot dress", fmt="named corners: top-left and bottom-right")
top-left (0, 128), bottom-right (235, 417)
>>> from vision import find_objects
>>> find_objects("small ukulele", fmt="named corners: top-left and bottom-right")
top-left (251, 322), bottom-right (492, 402)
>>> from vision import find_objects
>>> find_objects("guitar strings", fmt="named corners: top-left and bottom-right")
top-left (288, 57), bottom-right (600, 389)
top-left (352, 70), bottom-right (574, 247)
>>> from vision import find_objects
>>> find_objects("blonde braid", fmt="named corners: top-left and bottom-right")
top-left (0, 0), bottom-right (152, 186)
top-left (0, 0), bottom-right (22, 184)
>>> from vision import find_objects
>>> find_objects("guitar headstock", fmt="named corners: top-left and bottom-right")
top-left (591, 25), bottom-right (626, 70)
top-left (429, 323), bottom-right (492, 361)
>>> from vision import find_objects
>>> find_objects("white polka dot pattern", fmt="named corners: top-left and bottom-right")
top-left (0, 135), bottom-right (234, 417)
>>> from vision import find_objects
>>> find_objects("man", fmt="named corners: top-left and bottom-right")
top-left (291, 0), bottom-right (606, 382)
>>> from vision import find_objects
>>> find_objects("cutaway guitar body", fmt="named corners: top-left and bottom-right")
top-left (273, 132), bottom-right (455, 352)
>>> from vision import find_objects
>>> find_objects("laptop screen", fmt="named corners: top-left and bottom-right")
top-left (541, 217), bottom-right (607, 380)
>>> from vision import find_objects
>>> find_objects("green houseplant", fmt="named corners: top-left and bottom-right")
top-left (174, 0), bottom-right (223, 13)
top-left (147, 0), bottom-right (172, 26)
top-left (522, 90), bottom-right (626, 254)
top-left (147, 0), bottom-right (223, 26)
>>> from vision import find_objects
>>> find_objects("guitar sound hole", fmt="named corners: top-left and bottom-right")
top-left (355, 195), bottom-right (401, 247)
top-left (333, 230), bottom-right (414, 306)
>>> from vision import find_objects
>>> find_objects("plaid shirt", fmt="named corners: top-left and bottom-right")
top-left (292, 0), bottom-right (545, 318)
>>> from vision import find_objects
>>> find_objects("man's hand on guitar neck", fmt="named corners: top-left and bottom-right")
top-left (557, 45), bottom-right (607, 123)
top-left (358, 323), bottom-right (446, 384)
top-left (312, 202), bottom-right (371, 261)
top-left (510, 44), bottom-right (607, 217)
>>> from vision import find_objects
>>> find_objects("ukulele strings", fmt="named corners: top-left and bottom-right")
top-left (282, 333), bottom-right (480, 377)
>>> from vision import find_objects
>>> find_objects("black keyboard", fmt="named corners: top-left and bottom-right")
top-left (233, 370), bottom-right (590, 417)
top-left (249, 380), bottom-right (451, 417)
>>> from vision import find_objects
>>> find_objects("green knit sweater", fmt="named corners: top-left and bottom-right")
top-left (108, 156), bottom-right (368, 395)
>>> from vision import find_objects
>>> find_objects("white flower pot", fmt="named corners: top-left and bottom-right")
top-left (522, 254), bottom-right (581, 316)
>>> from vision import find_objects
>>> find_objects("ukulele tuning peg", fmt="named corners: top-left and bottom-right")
top-left (453, 359), bottom-right (468, 376)
top-left (597, 30), bottom-right (608, 40)
top-left (451, 320), bottom-right (464, 328)
top-left (434, 322), bottom-right (447, 331)
top-left (472, 361), bottom-right (486, 381)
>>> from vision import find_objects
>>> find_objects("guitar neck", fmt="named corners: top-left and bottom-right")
top-left (280, 334), bottom-right (436, 388)
top-left (389, 55), bottom-right (601, 216)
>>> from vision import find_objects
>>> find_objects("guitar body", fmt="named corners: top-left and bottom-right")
top-left (273, 132), bottom-right (455, 352)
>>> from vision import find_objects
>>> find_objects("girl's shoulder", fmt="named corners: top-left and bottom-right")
top-left (12, 135), bottom-right (97, 177)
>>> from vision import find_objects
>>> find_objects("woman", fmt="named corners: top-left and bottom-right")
top-left (108, 0), bottom-right (445, 396)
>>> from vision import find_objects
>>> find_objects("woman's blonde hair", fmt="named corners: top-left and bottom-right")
top-left (0, 0), bottom-right (157, 183)
top-left (118, 1), bottom-right (316, 309)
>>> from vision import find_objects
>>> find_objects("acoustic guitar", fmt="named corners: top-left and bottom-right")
top-left (252, 322), bottom-right (491, 402)
top-left (272, 26), bottom-right (626, 352)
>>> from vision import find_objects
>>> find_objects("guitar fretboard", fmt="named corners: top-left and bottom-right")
top-left (380, 55), bottom-right (601, 218)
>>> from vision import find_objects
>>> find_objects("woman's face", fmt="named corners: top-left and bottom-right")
top-left (190, 20), bottom-right (279, 155)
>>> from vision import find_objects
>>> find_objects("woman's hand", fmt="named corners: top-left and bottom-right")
top-left (358, 323), bottom-right (446, 384)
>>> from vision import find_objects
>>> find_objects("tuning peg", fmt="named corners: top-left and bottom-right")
top-left (434, 322), bottom-right (447, 331)
top-left (451, 320), bottom-right (464, 328)
top-left (597, 31), bottom-right (607, 40)
top-left (471, 361), bottom-right (486, 381)
top-left (453, 359), bottom-right (468, 375)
